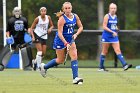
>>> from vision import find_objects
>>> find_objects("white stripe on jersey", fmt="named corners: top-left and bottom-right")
top-left (34, 15), bottom-right (49, 39)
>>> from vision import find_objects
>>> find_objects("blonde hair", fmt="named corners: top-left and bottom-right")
top-left (62, 2), bottom-right (72, 11)
top-left (109, 3), bottom-right (117, 9)
top-left (55, 2), bottom-right (72, 18)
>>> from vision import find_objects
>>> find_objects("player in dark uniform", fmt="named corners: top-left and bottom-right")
top-left (6, 7), bottom-right (28, 48)
top-left (6, 7), bottom-right (32, 70)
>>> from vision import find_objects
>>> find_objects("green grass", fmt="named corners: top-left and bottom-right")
top-left (0, 68), bottom-right (140, 93)
top-left (43, 59), bottom-right (140, 68)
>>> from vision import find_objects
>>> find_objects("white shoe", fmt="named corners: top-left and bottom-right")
top-left (123, 64), bottom-right (132, 71)
top-left (73, 77), bottom-right (83, 84)
top-left (39, 63), bottom-right (46, 78)
top-left (98, 68), bottom-right (108, 72)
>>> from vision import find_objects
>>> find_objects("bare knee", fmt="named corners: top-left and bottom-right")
top-left (70, 53), bottom-right (78, 60)
top-left (114, 49), bottom-right (121, 54)
top-left (56, 58), bottom-right (65, 64)
top-left (69, 47), bottom-right (78, 60)
top-left (102, 50), bottom-right (108, 55)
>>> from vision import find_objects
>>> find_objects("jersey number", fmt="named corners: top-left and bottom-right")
top-left (111, 24), bottom-right (117, 30)
top-left (14, 24), bottom-right (24, 31)
top-left (68, 27), bottom-right (73, 34)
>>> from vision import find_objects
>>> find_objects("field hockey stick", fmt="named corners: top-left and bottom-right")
top-left (64, 38), bottom-right (75, 65)
top-left (18, 32), bottom-right (48, 48)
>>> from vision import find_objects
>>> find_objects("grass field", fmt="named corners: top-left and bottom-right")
top-left (50, 59), bottom-right (140, 68)
top-left (0, 67), bottom-right (140, 93)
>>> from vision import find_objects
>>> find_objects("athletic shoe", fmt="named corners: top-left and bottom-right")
top-left (73, 77), bottom-right (83, 84)
top-left (24, 66), bottom-right (32, 71)
top-left (32, 59), bottom-right (37, 71)
top-left (39, 63), bottom-right (46, 78)
top-left (0, 64), bottom-right (4, 71)
top-left (98, 68), bottom-right (109, 72)
top-left (123, 64), bottom-right (132, 71)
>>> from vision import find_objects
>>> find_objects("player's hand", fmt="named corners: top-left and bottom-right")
top-left (116, 26), bottom-right (120, 32)
top-left (72, 33), bottom-right (78, 40)
top-left (28, 28), bottom-right (32, 34)
top-left (66, 43), bottom-right (71, 51)
top-left (112, 32), bottom-right (118, 37)
top-left (65, 42), bottom-right (71, 51)
top-left (47, 28), bottom-right (52, 34)
top-left (6, 35), bottom-right (14, 45)
top-left (32, 37), bottom-right (35, 41)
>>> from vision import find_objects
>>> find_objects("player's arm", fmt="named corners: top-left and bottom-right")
top-left (6, 19), bottom-right (14, 45)
top-left (48, 15), bottom-right (54, 34)
top-left (28, 17), bottom-right (39, 40)
top-left (6, 19), bottom-right (11, 38)
top-left (24, 17), bottom-right (28, 31)
top-left (73, 14), bottom-right (83, 40)
top-left (57, 16), bottom-right (68, 46)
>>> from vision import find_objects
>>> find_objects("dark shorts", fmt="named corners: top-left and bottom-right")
top-left (34, 32), bottom-right (47, 45)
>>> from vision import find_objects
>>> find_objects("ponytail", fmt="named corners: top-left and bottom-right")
top-left (55, 10), bottom-right (64, 18)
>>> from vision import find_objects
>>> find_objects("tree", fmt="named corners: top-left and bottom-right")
top-left (137, 0), bottom-right (140, 29)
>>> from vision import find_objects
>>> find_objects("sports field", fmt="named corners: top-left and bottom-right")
top-left (0, 65), bottom-right (140, 93)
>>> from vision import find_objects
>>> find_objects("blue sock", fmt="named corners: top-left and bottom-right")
top-left (99, 55), bottom-right (106, 69)
top-left (71, 60), bottom-right (78, 79)
top-left (117, 54), bottom-right (127, 66)
top-left (44, 59), bottom-right (58, 69)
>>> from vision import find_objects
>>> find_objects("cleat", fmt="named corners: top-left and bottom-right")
top-left (124, 64), bottom-right (132, 71)
top-left (39, 63), bottom-right (46, 78)
top-left (73, 77), bottom-right (83, 84)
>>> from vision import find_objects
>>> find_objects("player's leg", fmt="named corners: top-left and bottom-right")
top-left (112, 42), bottom-right (132, 70)
top-left (0, 45), bottom-right (14, 71)
top-left (69, 42), bottom-right (83, 84)
top-left (99, 43), bottom-right (110, 71)
top-left (35, 43), bottom-right (43, 68)
top-left (42, 44), bottom-right (47, 57)
top-left (39, 49), bottom-right (65, 77)
top-left (44, 49), bottom-right (65, 69)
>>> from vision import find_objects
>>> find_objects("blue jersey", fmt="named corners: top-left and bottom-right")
top-left (63, 14), bottom-right (77, 35)
top-left (53, 13), bottom-right (77, 49)
top-left (102, 14), bottom-right (119, 43)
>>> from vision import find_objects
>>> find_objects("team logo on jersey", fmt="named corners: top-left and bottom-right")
top-left (14, 20), bottom-right (24, 31)
top-left (102, 39), bottom-right (105, 42)
top-left (57, 46), bottom-right (61, 48)
top-left (66, 23), bottom-right (76, 28)
top-left (109, 20), bottom-right (117, 24)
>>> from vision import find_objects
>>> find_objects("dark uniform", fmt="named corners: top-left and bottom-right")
top-left (6, 16), bottom-right (28, 49)
top-left (6, 16), bottom-right (33, 69)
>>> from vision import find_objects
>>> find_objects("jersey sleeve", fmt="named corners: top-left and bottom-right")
top-left (23, 17), bottom-right (28, 31)
top-left (6, 19), bottom-right (12, 32)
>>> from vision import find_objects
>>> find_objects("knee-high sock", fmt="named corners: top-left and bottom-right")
top-left (36, 51), bottom-right (42, 68)
top-left (44, 59), bottom-right (58, 69)
top-left (99, 55), bottom-right (106, 69)
top-left (117, 54), bottom-right (127, 66)
top-left (71, 60), bottom-right (78, 79)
